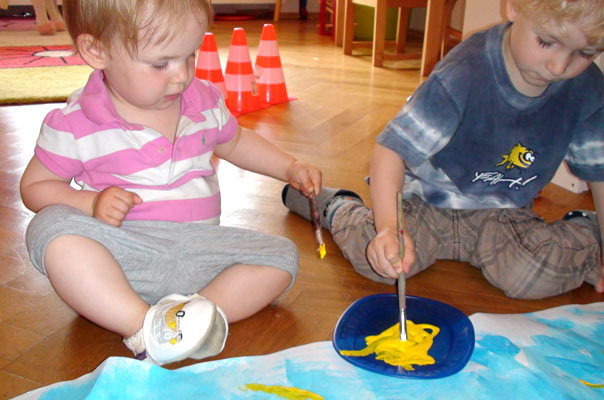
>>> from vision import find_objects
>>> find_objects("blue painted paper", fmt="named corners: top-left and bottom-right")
top-left (14, 302), bottom-right (604, 400)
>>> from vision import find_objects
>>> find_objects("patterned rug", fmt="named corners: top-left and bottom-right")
top-left (0, 44), bottom-right (85, 68)
top-left (0, 43), bottom-right (91, 105)
top-left (0, 17), bottom-right (36, 32)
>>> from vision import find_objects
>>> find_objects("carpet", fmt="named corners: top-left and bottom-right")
top-left (0, 64), bottom-right (92, 104)
top-left (0, 44), bottom-right (91, 105)
top-left (0, 17), bottom-right (36, 31)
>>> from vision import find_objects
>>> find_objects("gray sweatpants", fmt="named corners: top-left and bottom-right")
top-left (331, 195), bottom-right (602, 299)
top-left (26, 205), bottom-right (298, 305)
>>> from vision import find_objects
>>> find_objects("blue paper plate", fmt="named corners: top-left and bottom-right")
top-left (333, 294), bottom-right (474, 379)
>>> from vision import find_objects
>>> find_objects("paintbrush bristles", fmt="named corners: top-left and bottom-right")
top-left (309, 193), bottom-right (327, 259)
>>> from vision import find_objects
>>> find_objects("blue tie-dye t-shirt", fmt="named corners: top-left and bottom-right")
top-left (377, 23), bottom-right (604, 209)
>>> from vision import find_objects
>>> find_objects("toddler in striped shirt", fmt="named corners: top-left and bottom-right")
top-left (20, 0), bottom-right (322, 365)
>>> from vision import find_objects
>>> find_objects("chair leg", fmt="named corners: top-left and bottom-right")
top-left (420, 0), bottom-right (446, 77)
top-left (372, 1), bottom-right (387, 67)
top-left (319, 0), bottom-right (327, 35)
top-left (274, 0), bottom-right (282, 22)
top-left (395, 7), bottom-right (411, 54)
top-left (440, 0), bottom-right (460, 58)
top-left (343, 0), bottom-right (355, 55)
top-left (335, 0), bottom-right (345, 45)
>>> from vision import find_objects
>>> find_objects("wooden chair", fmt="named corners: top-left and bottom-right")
top-left (318, 0), bottom-right (336, 36)
top-left (342, 0), bottom-right (428, 67)
top-left (441, 0), bottom-right (462, 58)
top-left (273, 0), bottom-right (282, 21)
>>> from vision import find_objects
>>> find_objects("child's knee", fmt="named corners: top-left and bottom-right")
top-left (270, 267), bottom-right (294, 291)
top-left (26, 205), bottom-right (86, 275)
top-left (42, 235), bottom-right (73, 276)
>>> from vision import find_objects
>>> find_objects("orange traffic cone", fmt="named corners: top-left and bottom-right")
top-left (224, 27), bottom-right (267, 116)
top-left (254, 24), bottom-right (294, 106)
top-left (195, 32), bottom-right (227, 99)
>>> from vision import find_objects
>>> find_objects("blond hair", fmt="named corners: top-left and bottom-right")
top-left (511, 0), bottom-right (604, 46)
top-left (63, 0), bottom-right (213, 57)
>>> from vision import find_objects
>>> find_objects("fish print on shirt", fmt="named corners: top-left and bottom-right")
top-left (472, 142), bottom-right (539, 190)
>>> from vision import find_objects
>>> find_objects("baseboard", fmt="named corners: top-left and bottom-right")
top-left (0, 5), bottom-right (34, 17)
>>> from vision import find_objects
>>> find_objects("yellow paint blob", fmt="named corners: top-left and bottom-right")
top-left (340, 320), bottom-right (439, 370)
top-left (243, 383), bottom-right (324, 399)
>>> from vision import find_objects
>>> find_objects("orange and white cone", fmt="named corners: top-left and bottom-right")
top-left (224, 27), bottom-right (267, 116)
top-left (254, 24), bottom-right (294, 106)
top-left (195, 32), bottom-right (227, 99)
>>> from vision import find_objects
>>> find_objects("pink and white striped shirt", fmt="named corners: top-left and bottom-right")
top-left (35, 70), bottom-right (238, 224)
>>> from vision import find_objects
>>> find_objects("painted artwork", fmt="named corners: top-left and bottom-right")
top-left (14, 302), bottom-right (604, 400)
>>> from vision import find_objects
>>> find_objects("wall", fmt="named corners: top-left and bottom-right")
top-left (399, 0), bottom-right (465, 32)
top-left (7, 0), bottom-right (320, 13)
top-left (462, 0), bottom-right (504, 38)
top-left (214, 0), bottom-right (319, 14)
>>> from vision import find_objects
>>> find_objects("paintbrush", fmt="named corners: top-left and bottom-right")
top-left (397, 191), bottom-right (407, 342)
top-left (309, 191), bottom-right (326, 259)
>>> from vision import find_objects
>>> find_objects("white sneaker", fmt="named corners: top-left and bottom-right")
top-left (142, 294), bottom-right (228, 365)
top-left (190, 303), bottom-right (228, 360)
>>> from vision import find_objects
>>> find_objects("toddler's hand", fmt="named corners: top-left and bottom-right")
top-left (286, 161), bottom-right (322, 197)
top-left (366, 228), bottom-right (415, 279)
top-left (92, 186), bottom-right (143, 227)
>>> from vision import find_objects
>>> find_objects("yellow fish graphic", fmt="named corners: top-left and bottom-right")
top-left (164, 302), bottom-right (186, 345)
top-left (496, 143), bottom-right (535, 170)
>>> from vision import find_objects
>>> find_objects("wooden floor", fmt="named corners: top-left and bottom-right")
top-left (0, 17), bottom-right (601, 399)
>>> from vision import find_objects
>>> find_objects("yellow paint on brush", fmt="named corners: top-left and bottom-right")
top-left (340, 321), bottom-right (439, 370)
top-left (318, 243), bottom-right (326, 259)
top-left (580, 379), bottom-right (604, 388)
top-left (243, 383), bottom-right (324, 399)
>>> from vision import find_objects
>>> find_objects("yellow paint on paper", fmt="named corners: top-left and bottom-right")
top-left (318, 243), bottom-right (326, 259)
top-left (579, 351), bottom-right (604, 388)
top-left (580, 379), bottom-right (604, 388)
top-left (340, 320), bottom-right (439, 370)
top-left (243, 383), bottom-right (324, 399)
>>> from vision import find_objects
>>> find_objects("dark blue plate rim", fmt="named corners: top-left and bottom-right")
top-left (332, 294), bottom-right (475, 379)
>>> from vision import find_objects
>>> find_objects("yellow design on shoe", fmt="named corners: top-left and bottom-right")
top-left (144, 294), bottom-right (221, 365)
top-left (165, 302), bottom-right (185, 333)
